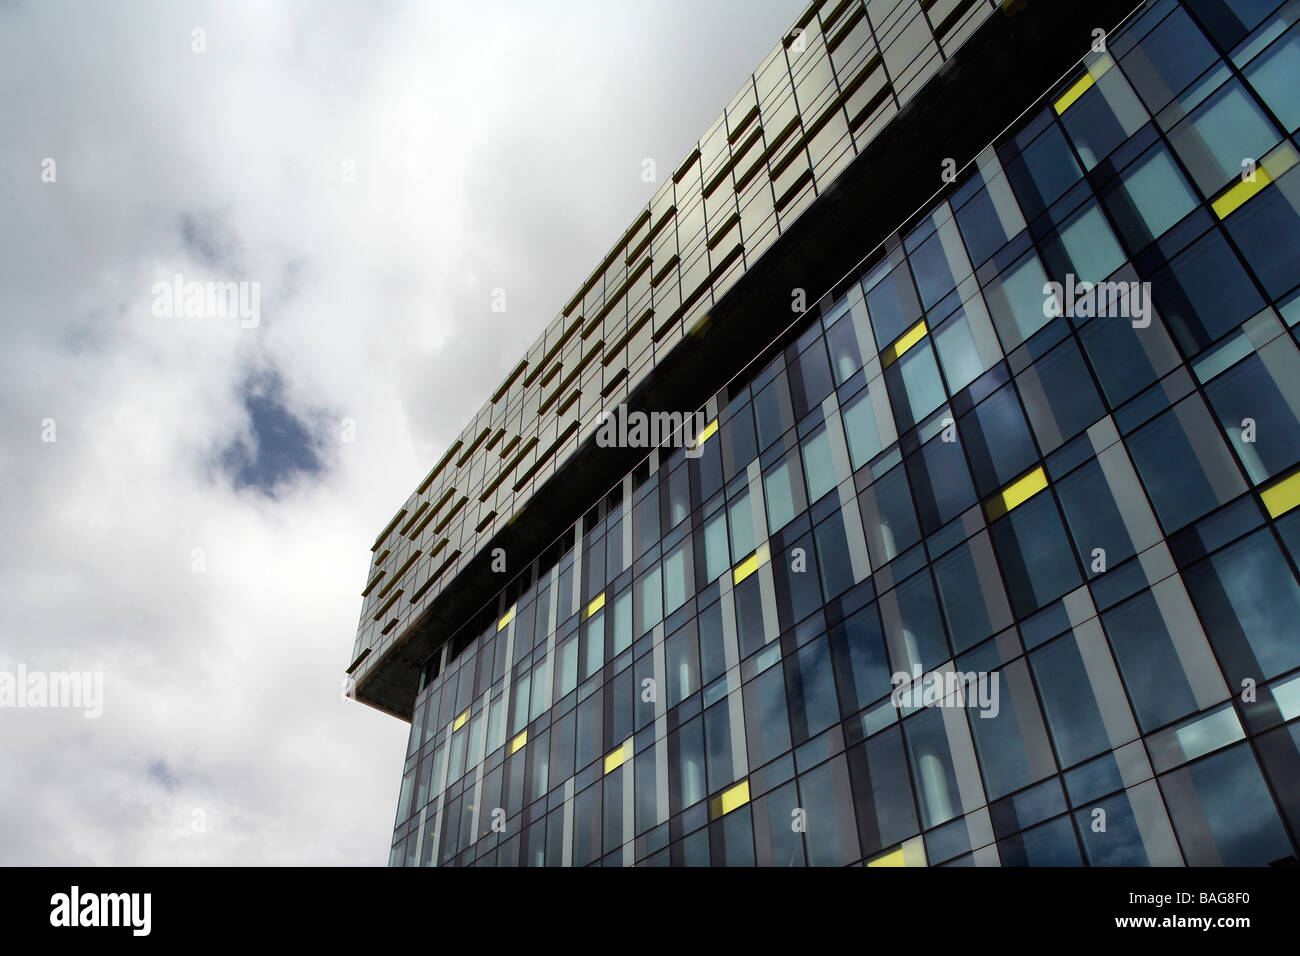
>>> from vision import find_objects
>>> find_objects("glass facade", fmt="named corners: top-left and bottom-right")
top-left (348, 0), bottom-right (1016, 705)
top-left (379, 0), bottom-right (1300, 866)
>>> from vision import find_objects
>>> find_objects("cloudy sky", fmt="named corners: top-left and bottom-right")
top-left (0, 0), bottom-right (804, 865)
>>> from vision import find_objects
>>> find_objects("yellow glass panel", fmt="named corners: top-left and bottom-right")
top-left (881, 320), bottom-right (928, 367)
top-left (867, 847), bottom-right (906, 867)
top-left (985, 466), bottom-right (1048, 521)
top-left (497, 606), bottom-right (514, 631)
top-left (709, 779), bottom-right (750, 819)
top-left (1261, 471), bottom-right (1300, 518)
top-left (586, 592), bottom-right (606, 618)
top-left (1053, 72), bottom-right (1095, 114)
top-left (452, 709), bottom-right (470, 732)
top-left (604, 740), bottom-right (630, 774)
top-left (510, 730), bottom-right (527, 754)
top-left (1212, 168), bottom-right (1273, 219)
top-left (732, 543), bottom-right (770, 584)
top-left (695, 418), bottom-right (719, 445)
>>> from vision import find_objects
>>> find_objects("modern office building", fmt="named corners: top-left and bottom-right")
top-left (347, 0), bottom-right (1300, 866)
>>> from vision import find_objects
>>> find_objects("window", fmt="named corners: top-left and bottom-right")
top-left (1055, 458), bottom-right (1137, 576)
top-left (1057, 62), bottom-right (1147, 170)
top-left (786, 635), bottom-right (839, 743)
top-left (763, 453), bottom-right (803, 532)
top-left (704, 700), bottom-right (736, 793)
top-left (1185, 529), bottom-right (1300, 682)
top-left (1102, 590), bottom-right (1200, 731)
top-left (729, 488), bottom-right (757, 562)
top-left (1160, 743), bottom-right (1293, 865)
top-left (955, 178), bottom-right (1023, 267)
top-left (636, 564), bottom-right (663, 636)
top-left (1221, 160), bottom-right (1300, 300)
top-left (1205, 353), bottom-right (1300, 483)
top-left (859, 464), bottom-right (922, 566)
top-left (906, 433), bottom-right (977, 533)
top-left (801, 423), bottom-right (838, 503)
top-left (989, 492), bottom-right (1082, 618)
top-left (904, 708), bottom-right (964, 830)
top-left (883, 570), bottom-right (951, 675)
top-left (1102, 143), bottom-right (1199, 252)
top-left (1031, 633), bottom-right (1114, 767)
top-left (698, 600), bottom-right (727, 685)
top-left (885, 340), bottom-right (946, 431)
top-left (967, 661), bottom-right (1055, 801)
top-left (666, 624), bottom-right (699, 708)
top-left (961, 385), bottom-right (1039, 496)
top-left (743, 661), bottom-right (793, 766)
top-left (1244, 25), bottom-right (1300, 133)
top-left (1168, 77), bottom-right (1281, 194)
top-left (797, 757), bottom-right (858, 866)
top-left (753, 372), bottom-right (794, 450)
top-left (846, 727), bottom-right (920, 857)
top-left (1019, 337), bottom-right (1105, 451)
top-left (791, 338), bottom-right (834, 417)
top-left (826, 308), bottom-right (864, 384)
top-left (1122, 6), bottom-right (1218, 113)
top-left (663, 542), bottom-right (688, 615)
top-left (841, 387), bottom-right (883, 469)
top-left (1045, 200), bottom-right (1125, 285)
top-left (829, 603), bottom-right (890, 714)
top-left (933, 306), bottom-right (989, 394)
top-left (1127, 397), bottom-right (1248, 532)
top-left (864, 259), bottom-right (923, 346)
top-left (1005, 122), bottom-right (1083, 216)
top-left (702, 509), bottom-right (729, 583)
top-left (932, 533), bottom-right (1011, 653)
top-left (813, 509), bottom-right (855, 600)
top-left (984, 250), bottom-right (1052, 350)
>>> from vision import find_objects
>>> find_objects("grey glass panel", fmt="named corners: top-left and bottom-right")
top-left (1031, 634), bottom-right (1112, 767)
top-left (1102, 590), bottom-right (1199, 731)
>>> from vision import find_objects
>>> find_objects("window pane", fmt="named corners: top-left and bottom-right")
top-left (905, 708), bottom-right (964, 829)
top-left (1161, 742), bottom-right (1293, 865)
top-left (1205, 353), bottom-right (1300, 484)
top-left (1102, 590), bottom-right (1199, 731)
top-left (1150, 228), bottom-right (1264, 356)
top-left (1184, 529), bottom-right (1300, 682)
top-left (989, 492), bottom-right (1082, 618)
top-left (1055, 458), bottom-right (1137, 576)
top-left (1168, 77), bottom-right (1281, 194)
top-left (787, 635), bottom-right (839, 742)
top-left (886, 340), bottom-right (945, 431)
top-left (1031, 633), bottom-right (1112, 767)
top-left (847, 727), bottom-right (920, 856)
top-left (801, 424), bottom-right (838, 503)
top-left (744, 662), bottom-right (793, 765)
top-left (729, 489), bottom-right (756, 562)
top-left (1103, 143), bottom-right (1199, 252)
top-left (864, 259), bottom-right (923, 346)
top-left (1121, 6), bottom-right (1218, 113)
top-left (860, 464), bottom-right (922, 566)
top-left (1244, 26), bottom-right (1300, 133)
top-left (763, 455), bottom-right (800, 532)
top-left (830, 603), bottom-right (891, 713)
top-left (841, 387), bottom-right (883, 469)
top-left (1127, 398), bottom-right (1247, 532)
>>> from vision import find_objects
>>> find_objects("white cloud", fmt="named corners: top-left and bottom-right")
top-left (0, 0), bottom-right (802, 864)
